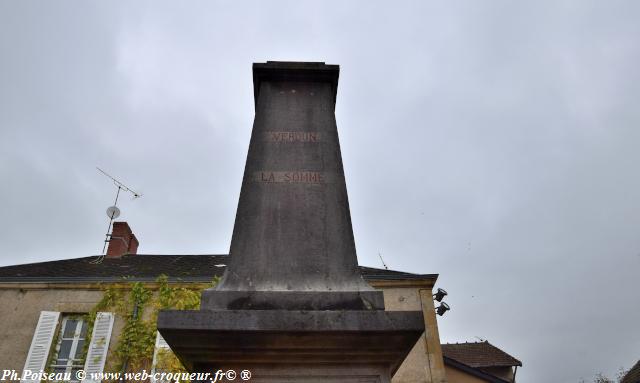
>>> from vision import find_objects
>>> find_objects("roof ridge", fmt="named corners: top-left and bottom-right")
top-left (0, 254), bottom-right (437, 283)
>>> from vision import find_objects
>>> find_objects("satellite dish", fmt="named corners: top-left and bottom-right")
top-left (106, 206), bottom-right (121, 219)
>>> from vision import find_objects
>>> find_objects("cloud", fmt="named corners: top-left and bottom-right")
top-left (1, 1), bottom-right (639, 381)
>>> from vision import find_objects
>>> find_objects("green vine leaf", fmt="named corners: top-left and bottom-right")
top-left (84, 274), bottom-right (218, 377)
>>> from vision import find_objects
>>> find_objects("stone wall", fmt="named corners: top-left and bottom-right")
top-left (0, 287), bottom-right (118, 372)
top-left (443, 366), bottom-right (488, 383)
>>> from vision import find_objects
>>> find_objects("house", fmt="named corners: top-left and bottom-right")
top-left (0, 222), bottom-right (449, 383)
top-left (441, 341), bottom-right (522, 383)
top-left (622, 360), bottom-right (640, 383)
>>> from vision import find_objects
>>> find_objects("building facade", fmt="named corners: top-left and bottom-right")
top-left (0, 223), bottom-right (448, 383)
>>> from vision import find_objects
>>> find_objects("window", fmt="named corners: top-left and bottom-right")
top-left (50, 316), bottom-right (87, 380)
top-left (23, 311), bottom-right (113, 383)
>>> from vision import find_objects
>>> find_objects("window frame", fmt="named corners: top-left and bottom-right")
top-left (49, 315), bottom-right (87, 379)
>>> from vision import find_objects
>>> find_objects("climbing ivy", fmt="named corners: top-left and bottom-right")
top-left (84, 275), bottom-right (219, 375)
top-left (84, 287), bottom-right (125, 356)
top-left (114, 281), bottom-right (155, 372)
top-left (154, 348), bottom-right (188, 374)
top-left (156, 275), bottom-right (203, 311)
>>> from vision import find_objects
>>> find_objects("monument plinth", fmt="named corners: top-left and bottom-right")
top-left (158, 62), bottom-right (424, 382)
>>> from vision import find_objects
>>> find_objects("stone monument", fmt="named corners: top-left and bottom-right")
top-left (158, 62), bottom-right (424, 382)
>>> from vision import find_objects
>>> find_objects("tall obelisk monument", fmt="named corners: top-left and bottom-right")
top-left (159, 62), bottom-right (424, 382)
top-left (202, 61), bottom-right (382, 310)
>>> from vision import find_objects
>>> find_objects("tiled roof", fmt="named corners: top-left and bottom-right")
top-left (0, 254), bottom-right (437, 283)
top-left (442, 357), bottom-right (511, 383)
top-left (622, 360), bottom-right (640, 383)
top-left (441, 341), bottom-right (522, 368)
top-left (358, 265), bottom-right (436, 281)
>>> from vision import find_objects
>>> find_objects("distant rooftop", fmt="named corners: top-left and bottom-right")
top-left (0, 254), bottom-right (437, 284)
top-left (442, 341), bottom-right (522, 368)
top-left (622, 359), bottom-right (640, 383)
top-left (441, 341), bottom-right (522, 383)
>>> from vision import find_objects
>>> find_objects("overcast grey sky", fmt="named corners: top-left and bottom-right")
top-left (1, 1), bottom-right (639, 381)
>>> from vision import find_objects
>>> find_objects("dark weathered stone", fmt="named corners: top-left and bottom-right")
top-left (158, 62), bottom-right (425, 382)
top-left (158, 309), bottom-right (424, 333)
top-left (203, 61), bottom-right (380, 310)
top-left (157, 309), bottom-right (424, 374)
top-left (200, 290), bottom-right (384, 310)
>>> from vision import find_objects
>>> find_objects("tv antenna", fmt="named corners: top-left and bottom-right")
top-left (91, 167), bottom-right (142, 264)
top-left (378, 251), bottom-right (389, 270)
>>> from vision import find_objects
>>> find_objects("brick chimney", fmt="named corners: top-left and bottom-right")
top-left (106, 221), bottom-right (139, 258)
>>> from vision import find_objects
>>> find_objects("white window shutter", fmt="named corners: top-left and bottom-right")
top-left (150, 332), bottom-right (172, 383)
top-left (21, 311), bottom-right (60, 383)
top-left (155, 331), bottom-right (170, 349)
top-left (82, 312), bottom-right (114, 383)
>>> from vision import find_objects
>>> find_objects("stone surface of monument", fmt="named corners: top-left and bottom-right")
top-left (158, 61), bottom-right (425, 382)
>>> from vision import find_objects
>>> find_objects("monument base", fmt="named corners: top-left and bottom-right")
top-left (157, 309), bottom-right (424, 382)
top-left (193, 364), bottom-right (392, 383)
top-left (200, 289), bottom-right (385, 310)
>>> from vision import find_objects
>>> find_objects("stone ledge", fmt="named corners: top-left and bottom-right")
top-left (200, 290), bottom-right (385, 311)
top-left (158, 309), bottom-right (424, 375)
top-left (158, 309), bottom-right (423, 332)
